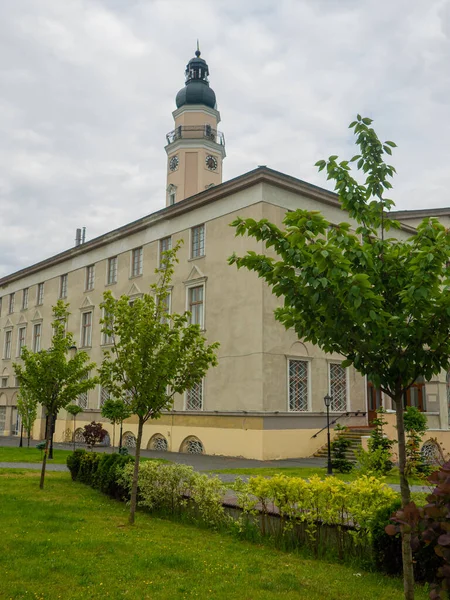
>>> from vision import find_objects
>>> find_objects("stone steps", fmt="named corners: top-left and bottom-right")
top-left (313, 428), bottom-right (374, 462)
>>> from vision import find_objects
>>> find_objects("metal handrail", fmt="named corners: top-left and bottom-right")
top-left (166, 125), bottom-right (225, 146)
top-left (311, 410), bottom-right (366, 438)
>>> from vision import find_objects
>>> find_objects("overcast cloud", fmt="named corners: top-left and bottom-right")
top-left (0, 0), bottom-right (449, 276)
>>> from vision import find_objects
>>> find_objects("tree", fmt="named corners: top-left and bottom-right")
top-left (100, 242), bottom-right (219, 524)
top-left (101, 398), bottom-right (132, 451)
top-left (13, 301), bottom-right (98, 489)
top-left (66, 404), bottom-right (83, 452)
top-left (16, 388), bottom-right (38, 447)
top-left (82, 421), bottom-right (108, 449)
top-left (229, 115), bottom-right (450, 600)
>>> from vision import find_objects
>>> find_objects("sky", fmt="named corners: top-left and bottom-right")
top-left (0, 0), bottom-right (449, 276)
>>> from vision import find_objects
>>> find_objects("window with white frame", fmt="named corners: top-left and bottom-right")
top-left (85, 265), bottom-right (95, 291)
top-left (17, 327), bottom-right (26, 357)
top-left (191, 224), bottom-right (205, 258)
top-left (329, 363), bottom-right (347, 412)
top-left (36, 283), bottom-right (44, 306)
top-left (60, 274), bottom-right (68, 299)
top-left (288, 360), bottom-right (309, 411)
top-left (102, 309), bottom-right (114, 345)
top-left (188, 285), bottom-right (204, 328)
top-left (107, 256), bottom-right (118, 285)
top-left (9, 293), bottom-right (15, 314)
top-left (159, 237), bottom-right (172, 267)
top-left (32, 323), bottom-right (42, 352)
top-left (131, 247), bottom-right (143, 277)
top-left (22, 288), bottom-right (28, 310)
top-left (81, 311), bottom-right (92, 347)
top-left (4, 330), bottom-right (12, 359)
top-left (1, 377), bottom-right (7, 388)
top-left (186, 380), bottom-right (203, 411)
top-left (100, 386), bottom-right (110, 407)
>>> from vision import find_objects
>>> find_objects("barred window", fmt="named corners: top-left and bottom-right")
top-left (107, 257), bottom-right (118, 285)
top-left (159, 237), bottom-right (172, 267)
top-left (288, 360), bottom-right (309, 411)
top-left (9, 293), bottom-right (15, 314)
top-left (330, 363), bottom-right (347, 412)
top-left (60, 274), bottom-right (68, 299)
top-left (81, 311), bottom-right (92, 347)
top-left (4, 330), bottom-right (12, 359)
top-left (22, 288), bottom-right (28, 310)
top-left (186, 380), bottom-right (203, 411)
top-left (131, 247), bottom-right (143, 277)
top-left (102, 309), bottom-right (114, 345)
top-left (32, 324), bottom-right (41, 353)
top-left (191, 225), bottom-right (205, 258)
top-left (37, 283), bottom-right (44, 305)
top-left (100, 386), bottom-right (110, 407)
top-left (188, 286), bottom-right (204, 328)
top-left (78, 375), bottom-right (89, 409)
top-left (85, 265), bottom-right (95, 291)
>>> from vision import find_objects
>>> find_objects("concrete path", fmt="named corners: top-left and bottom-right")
top-left (0, 462), bottom-right (67, 471)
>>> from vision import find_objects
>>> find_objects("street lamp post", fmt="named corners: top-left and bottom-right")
top-left (324, 394), bottom-right (333, 476)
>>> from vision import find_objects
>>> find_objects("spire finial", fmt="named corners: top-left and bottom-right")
top-left (195, 39), bottom-right (201, 58)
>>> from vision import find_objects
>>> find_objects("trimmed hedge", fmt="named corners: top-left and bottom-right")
top-left (66, 450), bottom-right (133, 500)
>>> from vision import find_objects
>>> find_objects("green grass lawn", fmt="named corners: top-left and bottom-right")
top-left (0, 445), bottom-right (73, 464)
top-left (0, 469), bottom-right (428, 600)
top-left (209, 466), bottom-right (430, 487)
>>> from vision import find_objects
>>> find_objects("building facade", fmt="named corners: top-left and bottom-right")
top-left (0, 49), bottom-right (449, 459)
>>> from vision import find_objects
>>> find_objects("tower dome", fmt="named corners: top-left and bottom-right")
top-left (175, 45), bottom-right (217, 109)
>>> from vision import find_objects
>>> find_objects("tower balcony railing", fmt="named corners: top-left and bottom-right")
top-left (166, 125), bottom-right (225, 146)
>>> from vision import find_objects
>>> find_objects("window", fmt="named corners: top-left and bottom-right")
top-left (158, 292), bottom-right (171, 324)
top-left (60, 274), bottom-right (68, 298)
top-left (102, 309), bottom-right (114, 345)
top-left (159, 237), bottom-right (172, 267)
top-left (169, 191), bottom-right (176, 205)
top-left (107, 257), bottom-right (118, 285)
top-left (36, 283), bottom-right (44, 306)
top-left (4, 330), bottom-right (12, 359)
top-left (0, 297), bottom-right (2, 317)
top-left (9, 293), bottom-right (15, 314)
top-left (131, 247), bottom-right (143, 277)
top-left (288, 360), bottom-right (309, 411)
top-left (186, 380), bottom-right (203, 411)
top-left (329, 363), bottom-right (347, 412)
top-left (85, 265), bottom-right (95, 291)
top-left (78, 374), bottom-right (89, 409)
top-left (81, 311), bottom-right (92, 347)
top-left (100, 386), bottom-right (110, 407)
top-left (22, 288), bottom-right (28, 310)
top-left (33, 324), bottom-right (42, 352)
top-left (188, 286), bottom-right (204, 328)
top-left (1, 377), bottom-right (7, 388)
top-left (17, 326), bottom-right (26, 356)
top-left (191, 225), bottom-right (205, 258)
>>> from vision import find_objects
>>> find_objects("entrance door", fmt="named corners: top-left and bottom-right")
top-left (367, 381), bottom-right (382, 424)
top-left (403, 381), bottom-right (425, 412)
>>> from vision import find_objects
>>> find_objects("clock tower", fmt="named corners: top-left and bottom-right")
top-left (165, 45), bottom-right (226, 206)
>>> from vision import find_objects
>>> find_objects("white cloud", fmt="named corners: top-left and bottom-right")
top-left (0, 0), bottom-right (449, 275)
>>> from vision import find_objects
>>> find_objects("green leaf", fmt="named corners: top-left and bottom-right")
top-left (362, 117), bottom-right (373, 125)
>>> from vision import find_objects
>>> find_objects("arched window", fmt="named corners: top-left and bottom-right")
top-left (180, 436), bottom-right (204, 454)
top-left (74, 428), bottom-right (85, 444)
top-left (421, 439), bottom-right (443, 466)
top-left (122, 431), bottom-right (136, 449)
top-left (147, 434), bottom-right (168, 452)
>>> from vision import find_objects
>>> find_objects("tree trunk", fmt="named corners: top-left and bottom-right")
top-left (39, 413), bottom-right (52, 490)
top-left (119, 421), bottom-right (123, 451)
top-left (129, 418), bottom-right (144, 525)
top-left (112, 423), bottom-right (115, 453)
top-left (72, 415), bottom-right (76, 452)
top-left (27, 429), bottom-right (30, 447)
top-left (394, 391), bottom-right (415, 600)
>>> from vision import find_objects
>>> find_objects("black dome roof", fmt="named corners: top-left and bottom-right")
top-left (175, 47), bottom-right (217, 110)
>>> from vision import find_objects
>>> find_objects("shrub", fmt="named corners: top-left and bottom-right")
top-left (119, 461), bottom-right (227, 527)
top-left (94, 453), bottom-right (134, 499)
top-left (330, 426), bottom-right (353, 473)
top-left (77, 451), bottom-right (101, 484)
top-left (404, 406), bottom-right (432, 477)
top-left (82, 421), bottom-right (108, 449)
top-left (66, 449), bottom-right (86, 481)
top-left (356, 409), bottom-right (394, 476)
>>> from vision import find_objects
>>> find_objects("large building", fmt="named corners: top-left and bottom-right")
top-left (0, 49), bottom-right (449, 459)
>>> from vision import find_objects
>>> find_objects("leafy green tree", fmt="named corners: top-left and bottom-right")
top-left (66, 404), bottom-right (83, 452)
top-left (17, 388), bottom-right (38, 447)
top-left (100, 242), bottom-right (219, 524)
top-left (229, 115), bottom-right (450, 600)
top-left (13, 301), bottom-right (98, 489)
top-left (101, 398), bottom-right (132, 451)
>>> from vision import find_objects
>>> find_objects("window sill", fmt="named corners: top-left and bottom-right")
top-left (188, 256), bottom-right (205, 262)
top-left (105, 282), bottom-right (117, 287)
top-left (20, 308), bottom-right (28, 312)
top-left (79, 346), bottom-right (92, 350)
top-left (129, 274), bottom-right (143, 280)
top-left (84, 289), bottom-right (95, 293)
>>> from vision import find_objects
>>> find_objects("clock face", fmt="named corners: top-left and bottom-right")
top-left (169, 155), bottom-right (179, 171)
top-left (205, 155), bottom-right (218, 171)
